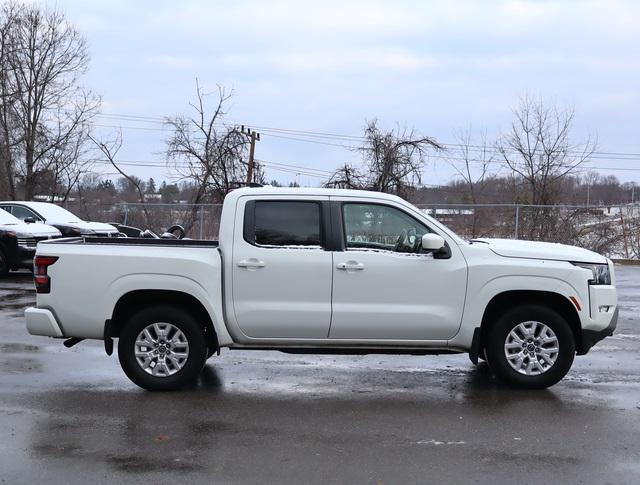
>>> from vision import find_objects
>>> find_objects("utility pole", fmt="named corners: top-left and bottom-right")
top-left (241, 126), bottom-right (260, 185)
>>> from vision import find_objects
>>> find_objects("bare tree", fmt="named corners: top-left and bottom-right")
top-left (326, 119), bottom-right (441, 197)
top-left (582, 170), bottom-right (600, 205)
top-left (444, 127), bottom-right (495, 237)
top-left (498, 96), bottom-right (596, 239)
top-left (0, 2), bottom-right (20, 199)
top-left (90, 132), bottom-right (150, 224)
top-left (165, 81), bottom-right (254, 204)
top-left (0, 2), bottom-right (99, 200)
top-left (498, 96), bottom-right (596, 205)
top-left (324, 162), bottom-right (366, 189)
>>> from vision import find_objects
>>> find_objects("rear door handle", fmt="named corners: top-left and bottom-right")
top-left (336, 261), bottom-right (364, 271)
top-left (237, 258), bottom-right (265, 269)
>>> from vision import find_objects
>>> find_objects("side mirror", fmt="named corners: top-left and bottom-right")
top-left (421, 233), bottom-right (445, 252)
top-left (24, 217), bottom-right (36, 224)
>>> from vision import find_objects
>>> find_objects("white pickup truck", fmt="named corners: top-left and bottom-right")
top-left (25, 187), bottom-right (618, 390)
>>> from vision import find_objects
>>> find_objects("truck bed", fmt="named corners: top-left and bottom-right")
top-left (33, 236), bottom-right (223, 340)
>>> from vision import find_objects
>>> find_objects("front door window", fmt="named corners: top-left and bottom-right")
top-left (343, 203), bottom-right (429, 253)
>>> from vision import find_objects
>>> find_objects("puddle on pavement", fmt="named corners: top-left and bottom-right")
top-left (0, 342), bottom-right (40, 353)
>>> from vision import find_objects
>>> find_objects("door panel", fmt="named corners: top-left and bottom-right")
top-left (232, 197), bottom-right (333, 339)
top-left (329, 200), bottom-right (467, 340)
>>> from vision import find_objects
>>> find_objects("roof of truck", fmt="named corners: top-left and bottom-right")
top-left (228, 186), bottom-right (407, 203)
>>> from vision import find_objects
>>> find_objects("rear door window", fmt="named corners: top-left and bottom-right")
top-left (249, 201), bottom-right (322, 247)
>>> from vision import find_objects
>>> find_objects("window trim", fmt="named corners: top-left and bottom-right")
top-left (243, 199), bottom-right (330, 250)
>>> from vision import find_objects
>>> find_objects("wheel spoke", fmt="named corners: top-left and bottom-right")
top-left (517, 323), bottom-right (529, 337)
top-left (153, 323), bottom-right (166, 338)
top-left (539, 352), bottom-right (554, 365)
top-left (541, 347), bottom-right (559, 355)
top-left (508, 331), bottom-right (523, 344)
top-left (525, 360), bottom-right (534, 374)
top-left (141, 355), bottom-right (153, 369)
top-left (167, 354), bottom-right (182, 369)
top-left (532, 360), bottom-right (544, 373)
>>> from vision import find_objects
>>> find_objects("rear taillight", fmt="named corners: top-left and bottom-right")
top-left (34, 256), bottom-right (58, 294)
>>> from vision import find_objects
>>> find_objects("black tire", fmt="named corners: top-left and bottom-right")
top-left (206, 346), bottom-right (216, 359)
top-left (0, 250), bottom-right (9, 278)
top-left (118, 306), bottom-right (207, 391)
top-left (484, 304), bottom-right (575, 389)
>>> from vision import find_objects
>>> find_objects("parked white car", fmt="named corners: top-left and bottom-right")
top-left (0, 201), bottom-right (120, 237)
top-left (25, 187), bottom-right (618, 390)
top-left (0, 208), bottom-right (61, 276)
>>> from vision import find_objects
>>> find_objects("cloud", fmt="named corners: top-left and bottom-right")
top-left (146, 55), bottom-right (194, 69)
top-left (219, 50), bottom-right (437, 71)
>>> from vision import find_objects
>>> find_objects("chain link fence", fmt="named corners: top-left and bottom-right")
top-left (63, 201), bottom-right (639, 259)
top-left (64, 202), bottom-right (223, 240)
top-left (416, 203), bottom-right (637, 259)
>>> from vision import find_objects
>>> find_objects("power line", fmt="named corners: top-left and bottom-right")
top-left (92, 110), bottom-right (640, 160)
top-left (88, 156), bottom-right (640, 180)
top-left (91, 119), bottom-right (640, 163)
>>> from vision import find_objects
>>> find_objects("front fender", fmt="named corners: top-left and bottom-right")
top-left (448, 273), bottom-right (583, 350)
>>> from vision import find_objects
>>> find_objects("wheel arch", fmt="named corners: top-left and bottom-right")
top-left (480, 290), bottom-right (583, 354)
top-left (110, 289), bottom-right (219, 351)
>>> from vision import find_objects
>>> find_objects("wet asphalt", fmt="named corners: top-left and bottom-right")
top-left (0, 268), bottom-right (639, 484)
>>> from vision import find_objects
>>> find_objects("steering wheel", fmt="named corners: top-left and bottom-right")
top-left (393, 228), bottom-right (419, 253)
top-left (163, 224), bottom-right (186, 239)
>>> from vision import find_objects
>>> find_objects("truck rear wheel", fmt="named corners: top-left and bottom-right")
top-left (484, 304), bottom-right (575, 389)
top-left (118, 306), bottom-right (207, 391)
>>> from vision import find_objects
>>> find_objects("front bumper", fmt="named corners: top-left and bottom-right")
top-left (25, 307), bottom-right (64, 337)
top-left (579, 307), bottom-right (618, 355)
top-left (15, 246), bottom-right (35, 270)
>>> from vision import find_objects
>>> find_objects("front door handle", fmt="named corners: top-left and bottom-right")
top-left (237, 258), bottom-right (265, 269)
top-left (336, 261), bottom-right (364, 271)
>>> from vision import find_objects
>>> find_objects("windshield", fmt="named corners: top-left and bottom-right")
top-left (0, 209), bottom-right (20, 225)
top-left (26, 203), bottom-right (83, 223)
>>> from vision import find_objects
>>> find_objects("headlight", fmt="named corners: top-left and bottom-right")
top-left (571, 262), bottom-right (611, 285)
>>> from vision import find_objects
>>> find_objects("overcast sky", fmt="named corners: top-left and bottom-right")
top-left (50, 0), bottom-right (640, 186)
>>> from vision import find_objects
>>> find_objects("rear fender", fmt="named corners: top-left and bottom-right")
top-left (104, 273), bottom-right (233, 346)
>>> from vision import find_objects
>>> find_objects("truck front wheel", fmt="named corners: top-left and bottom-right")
top-left (484, 304), bottom-right (575, 389)
top-left (118, 306), bottom-right (207, 391)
